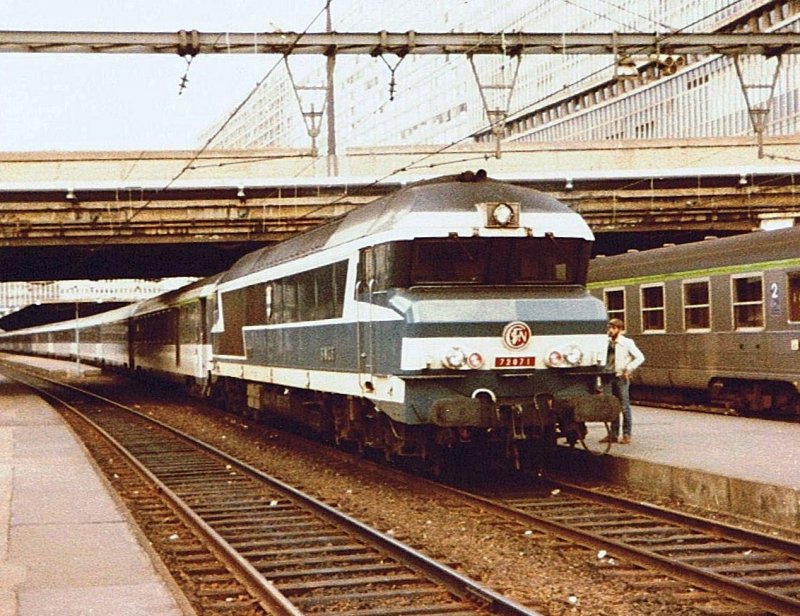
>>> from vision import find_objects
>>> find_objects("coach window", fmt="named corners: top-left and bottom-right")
top-left (788, 272), bottom-right (800, 322)
top-left (732, 274), bottom-right (764, 329)
top-left (683, 280), bottom-right (710, 331)
top-left (604, 288), bottom-right (625, 323)
top-left (641, 284), bottom-right (665, 332)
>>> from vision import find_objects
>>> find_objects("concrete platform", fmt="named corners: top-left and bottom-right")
top-left (0, 373), bottom-right (190, 616)
top-left (0, 353), bottom-right (100, 379)
top-left (566, 405), bottom-right (800, 533)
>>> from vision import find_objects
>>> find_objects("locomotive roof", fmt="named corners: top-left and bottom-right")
top-left (221, 172), bottom-right (584, 284)
top-left (588, 225), bottom-right (800, 285)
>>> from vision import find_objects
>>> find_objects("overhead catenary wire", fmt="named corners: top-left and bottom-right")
top-left (291, 1), bottom-right (758, 222)
top-left (70, 0), bottom-right (791, 250)
top-left (107, 3), bottom-right (331, 237)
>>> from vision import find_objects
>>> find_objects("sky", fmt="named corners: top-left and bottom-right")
top-left (0, 1), bottom-right (327, 151)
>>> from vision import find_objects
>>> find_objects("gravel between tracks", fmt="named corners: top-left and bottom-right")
top-left (82, 375), bottom-right (736, 616)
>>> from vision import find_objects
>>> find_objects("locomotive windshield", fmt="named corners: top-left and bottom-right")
top-left (359, 237), bottom-right (591, 290)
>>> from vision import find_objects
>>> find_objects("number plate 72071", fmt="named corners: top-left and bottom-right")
top-left (494, 356), bottom-right (535, 367)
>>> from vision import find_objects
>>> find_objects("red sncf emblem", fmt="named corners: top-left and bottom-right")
top-left (502, 321), bottom-right (531, 350)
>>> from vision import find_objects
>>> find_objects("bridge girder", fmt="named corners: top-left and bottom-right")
top-left (3, 138), bottom-right (800, 280)
top-left (0, 178), bottom-right (796, 249)
top-left (2, 30), bottom-right (800, 57)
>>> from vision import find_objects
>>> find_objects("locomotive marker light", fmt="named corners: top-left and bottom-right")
top-left (545, 345), bottom-right (584, 368)
top-left (484, 201), bottom-right (520, 228)
top-left (467, 352), bottom-right (484, 369)
top-left (442, 347), bottom-right (484, 370)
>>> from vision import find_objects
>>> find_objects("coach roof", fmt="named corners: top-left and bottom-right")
top-left (588, 225), bottom-right (800, 285)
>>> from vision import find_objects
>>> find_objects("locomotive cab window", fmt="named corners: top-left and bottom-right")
top-left (683, 280), bottom-right (710, 331)
top-left (357, 238), bottom-right (590, 291)
top-left (732, 274), bottom-right (764, 329)
top-left (407, 237), bottom-right (590, 286)
top-left (411, 239), bottom-right (490, 284)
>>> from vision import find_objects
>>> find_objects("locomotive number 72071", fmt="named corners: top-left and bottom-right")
top-left (494, 356), bottom-right (535, 367)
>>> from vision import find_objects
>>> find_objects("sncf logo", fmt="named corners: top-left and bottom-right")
top-left (502, 321), bottom-right (531, 350)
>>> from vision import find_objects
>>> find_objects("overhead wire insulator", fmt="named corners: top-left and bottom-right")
top-left (177, 29), bottom-right (200, 57)
top-left (178, 56), bottom-right (194, 95)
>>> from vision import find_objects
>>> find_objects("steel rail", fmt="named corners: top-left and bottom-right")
top-left (2, 363), bottom-right (540, 616)
top-left (2, 366), bottom-right (303, 616)
top-left (435, 479), bottom-right (800, 616)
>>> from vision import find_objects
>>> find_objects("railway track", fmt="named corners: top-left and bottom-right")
top-left (446, 478), bottom-right (800, 616)
top-left (7, 359), bottom-right (800, 614)
top-left (1, 364), bottom-right (537, 616)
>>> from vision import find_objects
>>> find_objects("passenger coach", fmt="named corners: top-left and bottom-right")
top-left (588, 226), bottom-right (800, 416)
top-left (131, 274), bottom-right (220, 394)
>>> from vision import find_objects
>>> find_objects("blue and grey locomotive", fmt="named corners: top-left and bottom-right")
top-left (0, 172), bottom-right (618, 469)
top-left (208, 171), bottom-right (617, 468)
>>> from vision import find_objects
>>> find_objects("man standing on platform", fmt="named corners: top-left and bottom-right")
top-left (600, 318), bottom-right (645, 444)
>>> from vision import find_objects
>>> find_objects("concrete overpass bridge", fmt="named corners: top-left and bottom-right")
top-left (2, 135), bottom-right (800, 280)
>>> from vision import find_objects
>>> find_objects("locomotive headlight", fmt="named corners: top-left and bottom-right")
top-left (563, 345), bottom-right (584, 366)
top-left (492, 203), bottom-right (514, 226)
top-left (545, 345), bottom-right (584, 368)
top-left (443, 347), bottom-right (467, 369)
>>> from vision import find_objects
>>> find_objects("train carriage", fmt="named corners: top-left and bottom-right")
top-left (588, 225), bottom-right (800, 416)
top-left (131, 274), bottom-right (221, 393)
top-left (0, 303), bottom-right (136, 367)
